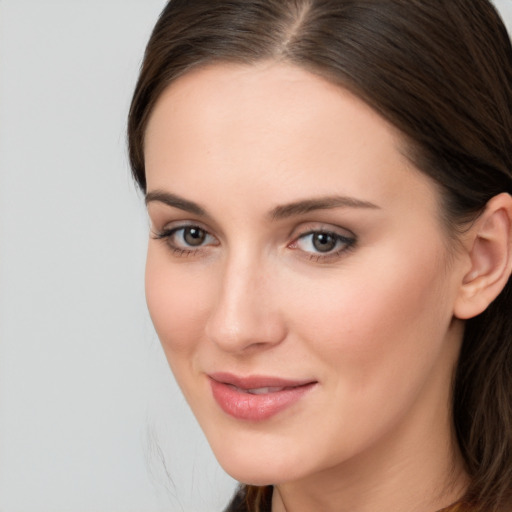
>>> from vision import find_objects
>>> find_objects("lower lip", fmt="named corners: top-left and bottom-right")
top-left (209, 379), bottom-right (316, 421)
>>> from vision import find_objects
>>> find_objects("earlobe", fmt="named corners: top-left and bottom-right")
top-left (454, 193), bottom-right (512, 320)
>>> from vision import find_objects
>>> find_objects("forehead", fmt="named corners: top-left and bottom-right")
top-left (145, 61), bottom-right (403, 159)
top-left (144, 61), bottom-right (438, 218)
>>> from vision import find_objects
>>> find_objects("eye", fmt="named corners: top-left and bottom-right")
top-left (305, 232), bottom-right (339, 252)
top-left (290, 229), bottom-right (356, 259)
top-left (152, 224), bottom-right (218, 254)
top-left (179, 226), bottom-right (208, 246)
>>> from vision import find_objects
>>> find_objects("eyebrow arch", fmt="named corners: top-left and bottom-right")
top-left (145, 190), bottom-right (207, 217)
top-left (270, 196), bottom-right (380, 220)
top-left (146, 190), bottom-right (379, 220)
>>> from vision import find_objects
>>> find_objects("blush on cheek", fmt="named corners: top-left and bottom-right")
top-left (146, 267), bottom-right (194, 348)
top-left (145, 264), bottom-right (207, 354)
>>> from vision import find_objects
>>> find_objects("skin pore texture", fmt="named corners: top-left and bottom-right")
top-left (143, 62), bottom-right (476, 512)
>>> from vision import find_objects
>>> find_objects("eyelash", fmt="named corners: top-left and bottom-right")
top-left (288, 230), bottom-right (357, 262)
top-left (152, 225), bottom-right (217, 257)
top-left (151, 225), bottom-right (357, 262)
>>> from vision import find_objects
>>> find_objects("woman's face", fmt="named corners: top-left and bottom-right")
top-left (144, 63), bottom-right (467, 485)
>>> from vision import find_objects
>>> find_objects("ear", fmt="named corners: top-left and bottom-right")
top-left (454, 193), bottom-right (512, 320)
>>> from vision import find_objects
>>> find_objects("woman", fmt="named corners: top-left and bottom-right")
top-left (128, 1), bottom-right (512, 511)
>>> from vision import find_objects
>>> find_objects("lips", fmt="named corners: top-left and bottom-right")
top-left (209, 373), bottom-right (317, 421)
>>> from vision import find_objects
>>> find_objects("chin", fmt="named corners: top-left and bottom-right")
top-left (220, 461), bottom-right (285, 487)
top-left (209, 438), bottom-right (309, 487)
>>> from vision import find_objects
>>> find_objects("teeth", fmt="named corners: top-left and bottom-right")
top-left (245, 387), bottom-right (285, 395)
top-left (226, 384), bottom-right (293, 395)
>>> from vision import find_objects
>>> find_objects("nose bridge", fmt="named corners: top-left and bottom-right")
top-left (205, 246), bottom-right (285, 353)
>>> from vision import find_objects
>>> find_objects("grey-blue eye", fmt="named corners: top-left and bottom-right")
top-left (153, 225), bottom-right (216, 251)
top-left (295, 231), bottom-right (354, 254)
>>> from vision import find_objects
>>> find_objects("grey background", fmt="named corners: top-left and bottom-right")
top-left (0, 1), bottom-right (510, 511)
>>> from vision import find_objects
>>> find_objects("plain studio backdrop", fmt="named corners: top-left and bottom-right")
top-left (0, 1), bottom-right (511, 511)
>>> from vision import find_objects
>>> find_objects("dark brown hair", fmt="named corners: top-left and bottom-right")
top-left (128, 1), bottom-right (512, 510)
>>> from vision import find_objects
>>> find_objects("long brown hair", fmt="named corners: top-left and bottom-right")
top-left (128, 1), bottom-right (512, 510)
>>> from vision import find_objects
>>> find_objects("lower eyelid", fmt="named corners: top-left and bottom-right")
top-left (306, 243), bottom-right (356, 262)
top-left (171, 247), bottom-right (199, 257)
top-left (306, 248), bottom-right (345, 261)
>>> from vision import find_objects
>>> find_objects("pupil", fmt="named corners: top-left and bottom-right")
top-left (184, 227), bottom-right (206, 246)
top-left (313, 233), bottom-right (336, 252)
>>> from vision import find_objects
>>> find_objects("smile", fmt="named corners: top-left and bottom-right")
top-left (209, 373), bottom-right (317, 421)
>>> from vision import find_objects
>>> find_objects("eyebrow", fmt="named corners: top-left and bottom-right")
top-left (145, 190), bottom-right (207, 217)
top-left (270, 196), bottom-right (380, 220)
top-left (145, 190), bottom-right (379, 219)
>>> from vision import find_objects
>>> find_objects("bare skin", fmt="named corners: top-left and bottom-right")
top-left (143, 62), bottom-right (512, 512)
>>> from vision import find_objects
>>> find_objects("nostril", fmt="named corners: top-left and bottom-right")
top-left (205, 303), bottom-right (287, 353)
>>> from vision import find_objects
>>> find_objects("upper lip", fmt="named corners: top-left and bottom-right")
top-left (209, 372), bottom-right (317, 390)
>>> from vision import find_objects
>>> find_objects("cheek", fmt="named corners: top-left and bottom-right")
top-left (145, 246), bottom-right (210, 357)
top-left (271, 246), bottom-right (458, 462)
top-left (285, 242), bottom-right (453, 388)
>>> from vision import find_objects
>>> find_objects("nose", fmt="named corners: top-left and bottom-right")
top-left (204, 253), bottom-right (287, 354)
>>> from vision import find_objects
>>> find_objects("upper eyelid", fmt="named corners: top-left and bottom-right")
top-left (148, 206), bottom-right (229, 234)
top-left (152, 219), bottom-right (213, 234)
top-left (290, 222), bottom-right (356, 240)
top-left (155, 225), bottom-right (214, 240)
top-left (297, 228), bottom-right (354, 238)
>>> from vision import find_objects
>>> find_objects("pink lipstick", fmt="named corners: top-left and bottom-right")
top-left (209, 373), bottom-right (316, 421)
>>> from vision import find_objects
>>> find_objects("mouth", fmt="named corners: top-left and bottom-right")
top-left (208, 373), bottom-right (317, 421)
top-left (231, 385), bottom-right (295, 395)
